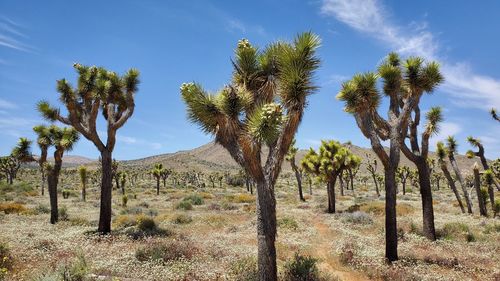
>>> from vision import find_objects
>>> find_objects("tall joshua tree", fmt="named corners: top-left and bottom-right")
top-left (400, 106), bottom-right (444, 241)
top-left (79, 166), bottom-right (88, 202)
top-left (337, 53), bottom-right (443, 261)
top-left (301, 140), bottom-right (351, 213)
top-left (38, 63), bottom-right (140, 233)
top-left (467, 136), bottom-right (499, 190)
top-left (181, 32), bottom-right (320, 281)
top-left (45, 126), bottom-right (79, 224)
top-left (436, 142), bottom-right (465, 213)
top-left (286, 139), bottom-right (305, 201)
top-left (473, 163), bottom-right (488, 217)
top-left (447, 136), bottom-right (473, 213)
top-left (33, 125), bottom-right (52, 195)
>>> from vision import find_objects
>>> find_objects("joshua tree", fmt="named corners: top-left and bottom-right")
top-left (365, 156), bottom-right (380, 197)
top-left (181, 32), bottom-right (320, 280)
top-left (473, 163), bottom-right (488, 217)
top-left (152, 163), bottom-right (164, 195)
top-left (301, 140), bottom-right (351, 213)
top-left (38, 63), bottom-right (139, 233)
top-left (432, 172), bottom-right (443, 190)
top-left (78, 166), bottom-right (88, 202)
top-left (346, 154), bottom-right (361, 193)
top-left (484, 169), bottom-right (495, 212)
top-left (400, 106), bottom-right (444, 240)
top-left (119, 172), bottom-right (127, 195)
top-left (467, 136), bottom-right (499, 190)
top-left (286, 139), bottom-right (305, 201)
top-left (337, 53), bottom-right (443, 261)
top-left (161, 168), bottom-right (172, 188)
top-left (45, 126), bottom-right (80, 223)
top-left (1, 138), bottom-right (34, 184)
top-left (490, 108), bottom-right (500, 122)
top-left (446, 136), bottom-right (473, 213)
top-left (436, 142), bottom-right (465, 213)
top-left (33, 125), bottom-right (52, 195)
top-left (397, 166), bottom-right (410, 195)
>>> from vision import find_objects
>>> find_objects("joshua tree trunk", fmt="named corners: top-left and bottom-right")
top-left (295, 170), bottom-right (305, 201)
top-left (486, 181), bottom-right (495, 213)
top-left (349, 169), bottom-right (355, 193)
top-left (339, 173), bottom-right (345, 196)
top-left (308, 177), bottom-right (313, 195)
top-left (384, 165), bottom-right (398, 262)
top-left (449, 154), bottom-right (473, 213)
top-left (156, 178), bottom-right (160, 195)
top-left (440, 164), bottom-right (465, 213)
top-left (41, 169), bottom-right (45, 196)
top-left (416, 160), bottom-right (436, 240)
top-left (98, 150), bottom-right (113, 233)
top-left (47, 151), bottom-right (63, 224)
top-left (371, 173), bottom-right (380, 197)
top-left (82, 181), bottom-right (86, 202)
top-left (255, 179), bottom-right (277, 281)
top-left (327, 175), bottom-right (338, 213)
top-left (473, 166), bottom-right (487, 217)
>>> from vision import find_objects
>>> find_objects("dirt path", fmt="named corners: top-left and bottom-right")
top-left (312, 216), bottom-right (369, 281)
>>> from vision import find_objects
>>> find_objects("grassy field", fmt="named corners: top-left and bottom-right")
top-left (0, 175), bottom-right (499, 281)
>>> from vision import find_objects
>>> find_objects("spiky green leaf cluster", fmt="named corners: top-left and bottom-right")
top-left (48, 126), bottom-right (80, 151)
top-left (446, 136), bottom-right (458, 153)
top-left (11, 137), bottom-right (34, 163)
top-left (248, 103), bottom-right (284, 144)
top-left (436, 141), bottom-right (447, 160)
top-left (336, 73), bottom-right (379, 113)
top-left (425, 107), bottom-right (442, 135)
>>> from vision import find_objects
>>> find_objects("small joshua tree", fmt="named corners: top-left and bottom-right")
top-left (337, 53), bottom-right (443, 261)
top-left (345, 153), bottom-right (361, 194)
top-left (397, 166), bottom-right (410, 195)
top-left (436, 142), bottom-right (465, 213)
top-left (365, 155), bottom-right (380, 197)
top-left (181, 32), bottom-right (320, 280)
top-left (484, 169), bottom-right (495, 212)
top-left (33, 125), bottom-right (51, 195)
top-left (1, 139), bottom-right (33, 185)
top-left (286, 139), bottom-right (305, 201)
top-left (45, 126), bottom-right (79, 223)
top-left (301, 140), bottom-right (352, 213)
top-left (447, 136), bottom-right (473, 213)
top-left (38, 63), bottom-right (139, 233)
top-left (78, 166), bottom-right (88, 202)
top-left (161, 168), bottom-right (172, 188)
top-left (152, 163), bottom-right (164, 195)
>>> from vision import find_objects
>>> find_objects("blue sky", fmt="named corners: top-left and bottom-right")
top-left (0, 0), bottom-right (499, 160)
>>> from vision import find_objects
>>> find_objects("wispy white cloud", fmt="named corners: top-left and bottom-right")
top-left (321, 0), bottom-right (500, 110)
top-left (0, 98), bottom-right (17, 109)
top-left (117, 133), bottom-right (162, 150)
top-left (0, 16), bottom-right (35, 53)
top-left (322, 74), bottom-right (349, 86)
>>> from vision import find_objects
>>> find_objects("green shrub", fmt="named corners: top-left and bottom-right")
top-left (172, 214), bottom-right (192, 224)
top-left (221, 201), bottom-right (237, 210)
top-left (229, 256), bottom-right (258, 281)
top-left (341, 211), bottom-right (373, 225)
top-left (183, 194), bottom-right (204, 205)
top-left (59, 253), bottom-right (88, 281)
top-left (175, 200), bottom-right (193, 211)
top-left (494, 199), bottom-right (500, 217)
top-left (278, 217), bottom-right (299, 231)
top-left (137, 217), bottom-right (157, 232)
top-left (33, 204), bottom-right (50, 214)
top-left (439, 222), bottom-right (470, 240)
top-left (58, 206), bottom-right (69, 221)
top-left (122, 195), bottom-right (128, 207)
top-left (282, 252), bottom-right (320, 281)
top-left (135, 241), bottom-right (198, 263)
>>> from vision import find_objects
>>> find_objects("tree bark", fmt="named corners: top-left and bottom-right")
top-left (384, 165), bottom-right (398, 262)
top-left (156, 178), bottom-right (160, 195)
top-left (339, 173), bottom-right (345, 196)
top-left (327, 176), bottom-right (337, 213)
top-left (487, 182), bottom-right (495, 213)
top-left (371, 173), bottom-right (380, 197)
top-left (295, 170), bottom-right (305, 202)
top-left (416, 161), bottom-right (436, 240)
top-left (255, 179), bottom-right (277, 281)
top-left (82, 182), bottom-right (86, 202)
top-left (473, 167), bottom-right (487, 217)
top-left (98, 150), bottom-right (113, 234)
top-left (47, 152), bottom-right (63, 224)
top-left (449, 154), bottom-right (473, 213)
top-left (441, 164), bottom-right (465, 213)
